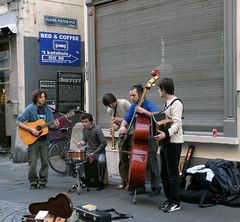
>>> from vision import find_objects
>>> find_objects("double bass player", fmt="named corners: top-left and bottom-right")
top-left (119, 84), bottom-right (161, 197)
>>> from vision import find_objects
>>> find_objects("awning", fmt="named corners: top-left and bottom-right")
top-left (0, 11), bottom-right (17, 34)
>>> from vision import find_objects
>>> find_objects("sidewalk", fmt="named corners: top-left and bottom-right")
top-left (0, 155), bottom-right (239, 222)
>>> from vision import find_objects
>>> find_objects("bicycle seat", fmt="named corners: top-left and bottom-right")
top-left (60, 128), bottom-right (70, 133)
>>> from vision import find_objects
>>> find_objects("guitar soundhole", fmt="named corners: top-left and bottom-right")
top-left (36, 126), bottom-right (42, 131)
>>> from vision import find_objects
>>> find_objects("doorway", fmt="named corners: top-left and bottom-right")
top-left (0, 37), bottom-right (10, 148)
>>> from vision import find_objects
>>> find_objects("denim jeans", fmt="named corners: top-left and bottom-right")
top-left (97, 153), bottom-right (106, 183)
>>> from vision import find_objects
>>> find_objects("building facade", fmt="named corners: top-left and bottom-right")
top-left (85, 0), bottom-right (240, 168)
top-left (0, 0), bottom-right (85, 160)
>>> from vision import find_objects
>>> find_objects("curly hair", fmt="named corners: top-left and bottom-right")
top-left (80, 112), bottom-right (93, 122)
top-left (32, 89), bottom-right (47, 104)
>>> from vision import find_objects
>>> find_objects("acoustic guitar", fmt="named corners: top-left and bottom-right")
top-left (152, 112), bottom-right (172, 127)
top-left (18, 111), bottom-right (75, 145)
top-left (152, 112), bottom-right (173, 145)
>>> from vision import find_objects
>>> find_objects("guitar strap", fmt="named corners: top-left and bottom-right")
top-left (104, 208), bottom-right (133, 220)
top-left (164, 98), bottom-right (184, 119)
top-left (112, 105), bottom-right (117, 120)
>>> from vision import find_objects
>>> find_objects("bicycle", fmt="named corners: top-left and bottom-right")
top-left (48, 127), bottom-right (72, 174)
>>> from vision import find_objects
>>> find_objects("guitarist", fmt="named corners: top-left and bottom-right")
top-left (154, 78), bottom-right (184, 213)
top-left (16, 89), bottom-right (59, 190)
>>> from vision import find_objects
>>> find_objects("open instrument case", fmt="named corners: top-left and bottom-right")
top-left (22, 193), bottom-right (73, 222)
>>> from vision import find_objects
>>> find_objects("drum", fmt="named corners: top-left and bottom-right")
top-left (68, 150), bottom-right (86, 161)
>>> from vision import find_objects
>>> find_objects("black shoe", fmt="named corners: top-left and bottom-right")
top-left (80, 177), bottom-right (86, 184)
top-left (97, 182), bottom-right (104, 191)
top-left (30, 184), bottom-right (37, 190)
top-left (149, 189), bottom-right (161, 197)
top-left (163, 202), bottom-right (180, 213)
top-left (158, 200), bottom-right (171, 210)
top-left (39, 184), bottom-right (46, 189)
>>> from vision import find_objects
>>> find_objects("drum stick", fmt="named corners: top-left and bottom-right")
top-left (71, 140), bottom-right (86, 149)
top-left (71, 140), bottom-right (79, 146)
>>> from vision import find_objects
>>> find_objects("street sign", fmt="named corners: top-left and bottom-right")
top-left (44, 15), bottom-right (77, 29)
top-left (39, 32), bottom-right (81, 66)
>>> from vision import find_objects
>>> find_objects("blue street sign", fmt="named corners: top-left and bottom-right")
top-left (39, 32), bottom-right (81, 66)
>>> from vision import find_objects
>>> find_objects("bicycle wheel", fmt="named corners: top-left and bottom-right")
top-left (48, 139), bottom-right (70, 174)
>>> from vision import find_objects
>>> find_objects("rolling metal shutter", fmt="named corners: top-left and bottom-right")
top-left (95, 0), bottom-right (224, 134)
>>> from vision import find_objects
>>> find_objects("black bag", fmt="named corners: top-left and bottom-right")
top-left (205, 159), bottom-right (240, 197)
top-left (74, 206), bottom-right (133, 222)
top-left (179, 172), bottom-right (223, 207)
top-left (179, 188), bottom-right (221, 207)
top-left (180, 159), bottom-right (240, 207)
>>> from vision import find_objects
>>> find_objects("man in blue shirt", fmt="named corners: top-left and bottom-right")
top-left (119, 84), bottom-right (161, 197)
top-left (16, 89), bottom-right (59, 190)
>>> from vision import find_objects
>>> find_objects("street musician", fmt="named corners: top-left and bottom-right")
top-left (102, 93), bottom-right (131, 189)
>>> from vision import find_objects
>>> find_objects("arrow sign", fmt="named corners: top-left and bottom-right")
top-left (41, 54), bottom-right (79, 64)
top-left (39, 32), bottom-right (81, 66)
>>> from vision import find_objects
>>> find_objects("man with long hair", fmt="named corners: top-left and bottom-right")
top-left (16, 89), bottom-right (59, 190)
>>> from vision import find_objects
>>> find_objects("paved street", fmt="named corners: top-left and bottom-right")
top-left (0, 154), bottom-right (240, 222)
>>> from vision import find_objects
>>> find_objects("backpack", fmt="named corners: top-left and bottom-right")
top-left (164, 98), bottom-right (184, 119)
top-left (180, 159), bottom-right (240, 207)
top-left (205, 159), bottom-right (240, 197)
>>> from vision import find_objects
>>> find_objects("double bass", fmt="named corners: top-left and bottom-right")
top-left (128, 70), bottom-right (160, 191)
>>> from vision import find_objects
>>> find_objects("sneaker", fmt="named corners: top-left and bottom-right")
top-left (116, 184), bottom-right (125, 190)
top-left (30, 184), bottom-right (37, 190)
top-left (39, 184), bottom-right (46, 189)
top-left (158, 200), bottom-right (171, 210)
top-left (163, 202), bottom-right (180, 213)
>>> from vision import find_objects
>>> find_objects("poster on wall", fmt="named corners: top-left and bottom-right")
top-left (39, 80), bottom-right (56, 109)
top-left (39, 32), bottom-right (81, 66)
top-left (57, 72), bottom-right (83, 112)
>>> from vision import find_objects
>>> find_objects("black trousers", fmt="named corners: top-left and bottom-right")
top-left (160, 143), bottom-right (182, 204)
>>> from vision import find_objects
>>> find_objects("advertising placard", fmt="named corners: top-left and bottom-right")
top-left (57, 72), bottom-right (83, 112)
top-left (39, 32), bottom-right (81, 66)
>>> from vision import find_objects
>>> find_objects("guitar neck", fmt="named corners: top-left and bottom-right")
top-left (41, 114), bottom-right (68, 128)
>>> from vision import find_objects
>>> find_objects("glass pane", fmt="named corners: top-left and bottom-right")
top-left (0, 50), bottom-right (9, 68)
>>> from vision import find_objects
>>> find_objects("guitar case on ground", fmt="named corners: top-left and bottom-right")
top-left (22, 192), bottom-right (73, 221)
